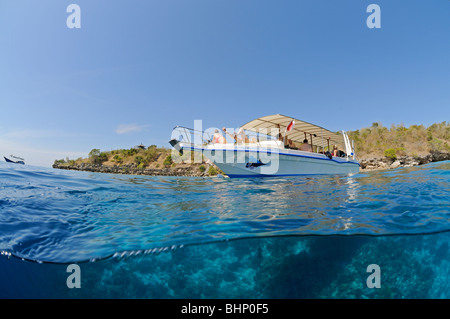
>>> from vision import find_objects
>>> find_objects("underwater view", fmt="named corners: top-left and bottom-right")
top-left (0, 161), bottom-right (449, 299)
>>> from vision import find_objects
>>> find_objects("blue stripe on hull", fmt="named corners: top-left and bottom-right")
top-left (188, 146), bottom-right (360, 167)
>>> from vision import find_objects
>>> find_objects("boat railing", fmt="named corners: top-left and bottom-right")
top-left (171, 125), bottom-right (282, 148)
top-left (171, 126), bottom-right (214, 146)
top-left (171, 126), bottom-right (359, 160)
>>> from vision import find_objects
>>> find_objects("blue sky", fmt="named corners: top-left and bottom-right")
top-left (1, 0), bottom-right (449, 166)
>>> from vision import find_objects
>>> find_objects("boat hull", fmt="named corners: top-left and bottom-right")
top-left (179, 144), bottom-right (360, 177)
top-left (4, 157), bottom-right (25, 165)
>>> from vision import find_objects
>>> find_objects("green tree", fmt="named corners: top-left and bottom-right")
top-left (163, 155), bottom-right (173, 167)
top-left (89, 149), bottom-right (101, 158)
top-left (54, 159), bottom-right (65, 165)
top-left (208, 165), bottom-right (218, 176)
top-left (113, 155), bottom-right (123, 163)
top-left (384, 148), bottom-right (397, 161)
top-left (89, 149), bottom-right (101, 164)
top-left (99, 152), bottom-right (108, 162)
top-left (135, 156), bottom-right (144, 165)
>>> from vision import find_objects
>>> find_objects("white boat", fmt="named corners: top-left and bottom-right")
top-left (4, 155), bottom-right (25, 165)
top-left (169, 114), bottom-right (360, 177)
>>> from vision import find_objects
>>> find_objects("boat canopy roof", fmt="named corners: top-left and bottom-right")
top-left (240, 114), bottom-right (346, 149)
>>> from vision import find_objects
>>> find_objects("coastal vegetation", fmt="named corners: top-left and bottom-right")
top-left (54, 145), bottom-right (171, 169)
top-left (347, 121), bottom-right (450, 160)
top-left (53, 145), bottom-right (223, 176)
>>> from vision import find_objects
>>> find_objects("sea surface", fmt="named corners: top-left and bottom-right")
top-left (0, 160), bottom-right (449, 298)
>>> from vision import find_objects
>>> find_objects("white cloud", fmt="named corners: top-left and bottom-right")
top-left (115, 123), bottom-right (151, 135)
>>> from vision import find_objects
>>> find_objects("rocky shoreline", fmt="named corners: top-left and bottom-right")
top-left (53, 151), bottom-right (450, 176)
top-left (52, 162), bottom-right (211, 177)
top-left (360, 151), bottom-right (450, 171)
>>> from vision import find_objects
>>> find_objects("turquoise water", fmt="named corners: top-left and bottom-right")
top-left (0, 161), bottom-right (449, 298)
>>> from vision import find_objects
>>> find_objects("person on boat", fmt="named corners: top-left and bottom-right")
top-left (299, 139), bottom-right (312, 152)
top-left (212, 129), bottom-right (226, 144)
top-left (222, 127), bottom-right (250, 144)
top-left (222, 127), bottom-right (238, 144)
top-left (287, 139), bottom-right (298, 150)
top-left (284, 139), bottom-right (297, 150)
top-left (276, 124), bottom-right (283, 142)
top-left (239, 128), bottom-right (251, 143)
top-left (332, 145), bottom-right (339, 157)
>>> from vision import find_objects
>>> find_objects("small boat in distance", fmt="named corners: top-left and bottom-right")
top-left (4, 155), bottom-right (25, 165)
top-left (169, 114), bottom-right (360, 177)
